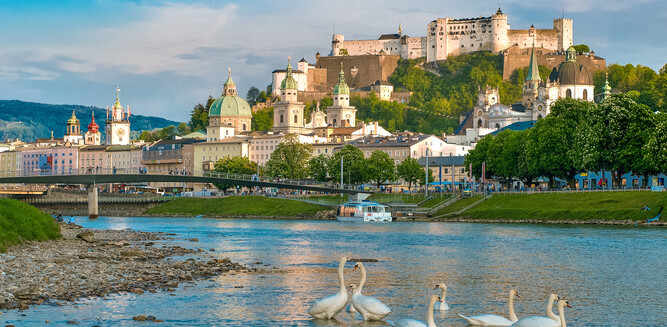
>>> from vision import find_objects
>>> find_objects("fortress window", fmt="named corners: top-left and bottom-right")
top-left (280, 115), bottom-right (284, 123)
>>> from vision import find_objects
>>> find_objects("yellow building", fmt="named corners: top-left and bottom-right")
top-left (192, 137), bottom-right (250, 173)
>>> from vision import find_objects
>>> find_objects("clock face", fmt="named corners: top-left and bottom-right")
top-left (116, 128), bottom-right (125, 137)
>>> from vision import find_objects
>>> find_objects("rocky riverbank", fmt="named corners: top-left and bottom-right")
top-left (0, 223), bottom-right (249, 311)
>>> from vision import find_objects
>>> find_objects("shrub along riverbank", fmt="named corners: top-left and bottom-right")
top-left (459, 191), bottom-right (667, 222)
top-left (0, 198), bottom-right (61, 252)
top-left (143, 196), bottom-right (332, 218)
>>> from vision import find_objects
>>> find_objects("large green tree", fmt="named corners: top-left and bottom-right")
top-left (308, 154), bottom-right (330, 182)
top-left (264, 134), bottom-right (312, 179)
top-left (328, 144), bottom-right (366, 185)
top-left (397, 157), bottom-right (422, 190)
top-left (643, 112), bottom-right (667, 174)
top-left (212, 156), bottom-right (259, 190)
top-left (251, 107), bottom-right (273, 131)
top-left (582, 94), bottom-right (655, 187)
top-left (188, 96), bottom-right (215, 132)
top-left (363, 151), bottom-right (396, 188)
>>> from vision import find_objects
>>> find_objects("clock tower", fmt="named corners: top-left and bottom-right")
top-left (105, 87), bottom-right (131, 145)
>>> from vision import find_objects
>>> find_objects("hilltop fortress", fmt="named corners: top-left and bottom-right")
top-left (331, 7), bottom-right (572, 62)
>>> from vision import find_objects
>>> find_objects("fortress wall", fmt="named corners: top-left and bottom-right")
top-left (316, 54), bottom-right (400, 90)
top-left (502, 47), bottom-right (606, 80)
top-left (307, 67), bottom-right (329, 93)
top-left (341, 39), bottom-right (401, 56)
top-left (508, 29), bottom-right (560, 51)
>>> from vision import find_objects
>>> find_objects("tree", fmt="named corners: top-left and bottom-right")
top-left (643, 113), bottom-right (667, 174)
top-left (264, 134), bottom-right (312, 179)
top-left (363, 151), bottom-right (396, 188)
top-left (212, 156), bottom-right (259, 191)
top-left (177, 122), bottom-right (190, 135)
top-left (572, 44), bottom-right (590, 54)
top-left (188, 96), bottom-right (214, 132)
top-left (464, 134), bottom-right (495, 179)
top-left (328, 145), bottom-right (365, 185)
top-left (397, 157), bottom-right (422, 190)
top-left (418, 165), bottom-right (434, 187)
top-left (309, 154), bottom-right (330, 182)
top-left (583, 94), bottom-right (655, 187)
top-left (252, 107), bottom-right (273, 131)
top-left (246, 86), bottom-right (260, 104)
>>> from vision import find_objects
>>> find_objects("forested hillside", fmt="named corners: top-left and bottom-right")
top-left (0, 100), bottom-right (179, 141)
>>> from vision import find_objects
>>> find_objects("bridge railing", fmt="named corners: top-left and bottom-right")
top-left (0, 169), bottom-right (364, 192)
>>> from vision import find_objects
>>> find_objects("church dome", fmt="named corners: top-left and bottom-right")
top-left (556, 46), bottom-right (593, 85)
top-left (87, 113), bottom-right (99, 133)
top-left (333, 65), bottom-right (350, 95)
top-left (280, 58), bottom-right (299, 90)
top-left (209, 69), bottom-right (251, 117)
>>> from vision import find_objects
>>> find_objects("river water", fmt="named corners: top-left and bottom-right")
top-left (2, 217), bottom-right (665, 326)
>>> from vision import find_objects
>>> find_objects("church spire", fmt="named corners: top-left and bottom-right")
top-left (333, 63), bottom-right (350, 95)
top-left (280, 56), bottom-right (298, 91)
top-left (526, 43), bottom-right (541, 84)
top-left (398, 21), bottom-right (403, 36)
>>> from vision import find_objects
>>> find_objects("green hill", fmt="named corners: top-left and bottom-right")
top-left (0, 100), bottom-right (180, 141)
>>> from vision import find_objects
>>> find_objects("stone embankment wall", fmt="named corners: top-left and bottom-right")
top-left (32, 202), bottom-right (161, 217)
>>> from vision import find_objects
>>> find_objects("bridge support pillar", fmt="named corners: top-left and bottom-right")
top-left (88, 185), bottom-right (99, 219)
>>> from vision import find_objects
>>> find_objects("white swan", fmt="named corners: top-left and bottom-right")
top-left (389, 294), bottom-right (441, 327)
top-left (432, 283), bottom-right (450, 311)
top-left (308, 256), bottom-right (349, 319)
top-left (509, 294), bottom-right (560, 327)
top-left (555, 299), bottom-right (572, 327)
top-left (459, 289), bottom-right (520, 326)
top-left (349, 262), bottom-right (391, 321)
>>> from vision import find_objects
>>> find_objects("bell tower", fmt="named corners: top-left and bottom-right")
top-left (105, 87), bottom-right (131, 145)
top-left (326, 64), bottom-right (356, 127)
top-left (273, 57), bottom-right (306, 134)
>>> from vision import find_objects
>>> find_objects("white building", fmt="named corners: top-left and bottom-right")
top-left (330, 8), bottom-right (572, 63)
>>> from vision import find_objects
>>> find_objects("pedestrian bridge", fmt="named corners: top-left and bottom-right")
top-left (0, 170), bottom-right (369, 218)
top-left (0, 170), bottom-right (366, 195)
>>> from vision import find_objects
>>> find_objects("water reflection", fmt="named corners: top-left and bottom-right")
top-left (2, 218), bottom-right (665, 326)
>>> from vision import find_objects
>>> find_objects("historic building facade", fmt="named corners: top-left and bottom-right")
top-left (63, 111), bottom-right (83, 145)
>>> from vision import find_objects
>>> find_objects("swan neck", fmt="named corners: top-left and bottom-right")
top-left (558, 303), bottom-right (566, 327)
top-left (337, 258), bottom-right (346, 294)
top-left (440, 287), bottom-right (447, 302)
top-left (358, 263), bottom-right (367, 293)
top-left (508, 291), bottom-right (518, 322)
top-left (546, 295), bottom-right (558, 320)
top-left (427, 296), bottom-right (437, 327)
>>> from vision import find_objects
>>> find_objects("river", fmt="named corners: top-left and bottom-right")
top-left (2, 217), bottom-right (665, 326)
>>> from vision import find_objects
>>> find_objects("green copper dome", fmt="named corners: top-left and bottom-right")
top-left (280, 58), bottom-right (298, 90)
top-left (333, 65), bottom-right (350, 95)
top-left (209, 68), bottom-right (251, 117)
top-left (209, 96), bottom-right (252, 117)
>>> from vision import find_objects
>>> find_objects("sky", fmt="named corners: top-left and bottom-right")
top-left (0, 0), bottom-right (665, 122)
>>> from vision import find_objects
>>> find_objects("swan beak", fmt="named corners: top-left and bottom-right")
top-left (352, 266), bottom-right (358, 271)
top-left (515, 292), bottom-right (521, 299)
top-left (433, 285), bottom-right (439, 290)
top-left (566, 301), bottom-right (572, 308)
top-left (437, 297), bottom-right (443, 303)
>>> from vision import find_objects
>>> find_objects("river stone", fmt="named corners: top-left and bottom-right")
top-left (146, 315), bottom-right (157, 321)
top-left (76, 231), bottom-right (95, 243)
top-left (188, 238), bottom-right (199, 242)
top-left (131, 288), bottom-right (144, 295)
top-left (133, 315), bottom-right (147, 321)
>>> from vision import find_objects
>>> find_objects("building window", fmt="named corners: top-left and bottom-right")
top-left (280, 115), bottom-right (284, 123)
top-left (566, 89), bottom-right (572, 98)
top-left (294, 115), bottom-right (298, 124)
top-left (583, 89), bottom-right (588, 101)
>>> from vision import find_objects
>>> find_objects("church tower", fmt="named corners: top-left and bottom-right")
top-left (64, 111), bottom-right (83, 144)
top-left (85, 112), bottom-right (101, 145)
top-left (522, 43), bottom-right (541, 108)
top-left (105, 88), bottom-right (131, 145)
top-left (326, 64), bottom-right (357, 127)
top-left (600, 72), bottom-right (612, 101)
top-left (273, 57), bottom-right (306, 134)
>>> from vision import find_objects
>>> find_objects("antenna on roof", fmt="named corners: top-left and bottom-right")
top-left (562, 8), bottom-right (564, 18)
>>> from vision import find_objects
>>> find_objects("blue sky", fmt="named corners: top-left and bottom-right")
top-left (0, 0), bottom-right (665, 122)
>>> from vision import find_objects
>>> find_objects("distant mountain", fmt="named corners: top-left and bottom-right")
top-left (0, 100), bottom-right (180, 142)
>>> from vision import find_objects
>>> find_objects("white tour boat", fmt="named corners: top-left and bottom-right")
top-left (336, 201), bottom-right (393, 222)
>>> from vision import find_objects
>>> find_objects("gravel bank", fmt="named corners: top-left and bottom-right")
top-left (0, 223), bottom-right (249, 311)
